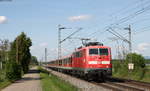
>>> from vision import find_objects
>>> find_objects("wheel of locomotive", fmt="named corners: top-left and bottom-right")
top-left (84, 74), bottom-right (91, 81)
top-left (98, 72), bottom-right (106, 82)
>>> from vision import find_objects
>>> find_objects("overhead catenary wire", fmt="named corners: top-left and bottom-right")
top-left (75, 1), bottom-right (150, 41)
top-left (110, 0), bottom-right (145, 17)
top-left (85, 1), bottom-right (150, 40)
top-left (60, 28), bottom-right (82, 43)
top-left (111, 0), bottom-right (150, 24)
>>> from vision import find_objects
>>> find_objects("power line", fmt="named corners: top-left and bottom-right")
top-left (110, 0), bottom-right (143, 16)
top-left (86, 0), bottom-right (150, 40)
top-left (83, 1), bottom-right (148, 36)
top-left (60, 28), bottom-right (82, 43)
top-left (110, 0), bottom-right (150, 23)
top-left (114, 3), bottom-right (150, 25)
top-left (133, 28), bottom-right (150, 35)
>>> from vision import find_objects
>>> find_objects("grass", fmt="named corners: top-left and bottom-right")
top-left (146, 65), bottom-right (150, 69)
top-left (39, 68), bottom-right (78, 91)
top-left (0, 81), bottom-right (11, 90)
top-left (0, 70), bottom-right (11, 90)
top-left (141, 67), bottom-right (150, 82)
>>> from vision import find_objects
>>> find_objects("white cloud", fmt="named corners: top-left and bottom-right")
top-left (137, 43), bottom-right (150, 51)
top-left (68, 15), bottom-right (91, 21)
top-left (0, 16), bottom-right (7, 24)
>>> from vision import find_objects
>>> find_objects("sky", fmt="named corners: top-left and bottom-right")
top-left (0, 0), bottom-right (150, 61)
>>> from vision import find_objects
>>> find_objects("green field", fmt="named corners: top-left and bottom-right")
top-left (40, 68), bottom-right (78, 91)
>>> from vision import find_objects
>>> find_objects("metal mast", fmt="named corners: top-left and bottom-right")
top-left (124, 25), bottom-right (132, 54)
top-left (45, 48), bottom-right (47, 63)
top-left (129, 25), bottom-right (132, 54)
top-left (58, 25), bottom-right (61, 66)
top-left (58, 25), bottom-right (71, 59)
top-left (58, 25), bottom-right (61, 59)
top-left (58, 25), bottom-right (81, 59)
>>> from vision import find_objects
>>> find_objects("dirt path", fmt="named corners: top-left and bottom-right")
top-left (2, 67), bottom-right (42, 91)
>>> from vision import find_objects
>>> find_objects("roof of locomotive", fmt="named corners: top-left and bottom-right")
top-left (75, 45), bottom-right (111, 52)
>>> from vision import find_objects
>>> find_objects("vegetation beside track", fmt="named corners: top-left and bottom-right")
top-left (112, 53), bottom-right (150, 83)
top-left (0, 70), bottom-right (11, 90)
top-left (0, 80), bottom-right (11, 90)
top-left (39, 67), bottom-right (78, 91)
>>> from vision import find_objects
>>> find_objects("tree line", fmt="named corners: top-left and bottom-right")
top-left (0, 32), bottom-right (38, 82)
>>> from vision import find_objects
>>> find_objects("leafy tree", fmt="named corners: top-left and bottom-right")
top-left (9, 32), bottom-right (32, 73)
top-left (126, 53), bottom-right (145, 69)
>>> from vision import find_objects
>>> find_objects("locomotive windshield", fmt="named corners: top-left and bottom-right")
top-left (89, 48), bottom-right (98, 55)
top-left (89, 48), bottom-right (108, 55)
top-left (99, 48), bottom-right (108, 55)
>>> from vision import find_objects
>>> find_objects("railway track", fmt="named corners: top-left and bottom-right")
top-left (93, 82), bottom-right (144, 91)
top-left (91, 77), bottom-right (150, 91)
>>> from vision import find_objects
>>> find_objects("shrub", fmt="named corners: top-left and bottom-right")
top-left (5, 61), bottom-right (21, 82)
top-left (112, 60), bottom-right (121, 73)
top-left (126, 53), bottom-right (145, 69)
top-left (113, 53), bottom-right (146, 80)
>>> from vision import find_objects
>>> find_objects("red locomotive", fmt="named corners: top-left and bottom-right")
top-left (48, 42), bottom-right (112, 81)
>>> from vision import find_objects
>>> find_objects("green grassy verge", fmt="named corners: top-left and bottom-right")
top-left (146, 65), bottom-right (150, 69)
top-left (39, 67), bottom-right (78, 91)
top-left (0, 81), bottom-right (11, 90)
top-left (141, 66), bottom-right (150, 82)
top-left (0, 70), bottom-right (11, 90)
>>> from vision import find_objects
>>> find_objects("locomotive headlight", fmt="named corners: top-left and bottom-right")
top-left (101, 61), bottom-right (110, 64)
top-left (88, 61), bottom-right (98, 64)
top-left (83, 59), bottom-right (86, 62)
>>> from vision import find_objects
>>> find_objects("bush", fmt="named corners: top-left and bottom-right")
top-left (5, 61), bottom-right (21, 82)
top-left (0, 70), bottom-right (5, 81)
top-left (112, 60), bottom-right (121, 73)
top-left (113, 53), bottom-right (146, 81)
top-left (112, 60), bottom-right (128, 77)
top-left (126, 53), bottom-right (145, 69)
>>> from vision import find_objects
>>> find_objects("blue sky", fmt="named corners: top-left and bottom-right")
top-left (0, 0), bottom-right (150, 61)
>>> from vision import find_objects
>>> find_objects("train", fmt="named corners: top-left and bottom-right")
top-left (48, 42), bottom-right (112, 81)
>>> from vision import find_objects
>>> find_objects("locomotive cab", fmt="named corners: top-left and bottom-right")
top-left (84, 42), bottom-right (112, 80)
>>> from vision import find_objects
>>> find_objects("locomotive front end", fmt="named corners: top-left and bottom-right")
top-left (85, 43), bottom-right (112, 81)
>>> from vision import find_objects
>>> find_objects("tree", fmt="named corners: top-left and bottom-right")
top-left (0, 39), bottom-right (9, 69)
top-left (126, 53), bottom-right (145, 69)
top-left (9, 32), bottom-right (32, 73)
top-left (5, 32), bottom-right (32, 81)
